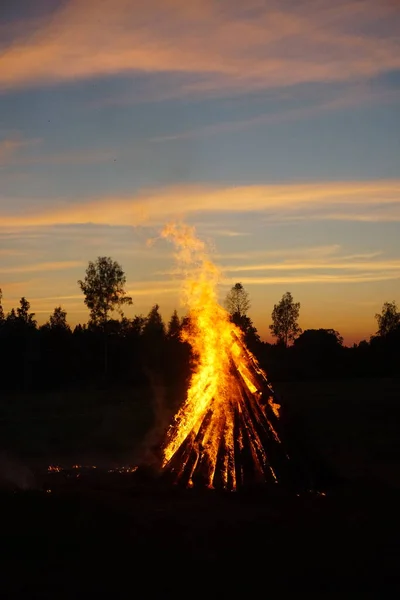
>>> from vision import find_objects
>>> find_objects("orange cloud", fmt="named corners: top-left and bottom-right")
top-left (1, 179), bottom-right (399, 228)
top-left (0, 261), bottom-right (84, 274)
top-left (223, 273), bottom-right (400, 285)
top-left (1, 148), bottom-right (116, 167)
top-left (223, 259), bottom-right (400, 274)
top-left (0, 135), bottom-right (42, 163)
top-left (1, 0), bottom-right (399, 94)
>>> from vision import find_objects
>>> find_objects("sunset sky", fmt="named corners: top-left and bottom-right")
top-left (1, 0), bottom-right (399, 344)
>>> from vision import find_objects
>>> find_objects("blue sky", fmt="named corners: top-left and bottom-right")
top-left (1, 0), bottom-right (400, 343)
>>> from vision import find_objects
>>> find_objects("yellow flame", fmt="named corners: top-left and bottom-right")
top-left (268, 397), bottom-right (281, 418)
top-left (161, 223), bottom-right (282, 490)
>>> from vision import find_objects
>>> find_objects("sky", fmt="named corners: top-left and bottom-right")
top-left (1, 0), bottom-right (400, 345)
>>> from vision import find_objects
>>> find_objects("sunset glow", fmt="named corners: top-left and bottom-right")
top-left (1, 0), bottom-right (399, 345)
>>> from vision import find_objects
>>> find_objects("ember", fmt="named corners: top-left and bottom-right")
top-left (161, 224), bottom-right (303, 491)
top-left (48, 465), bottom-right (63, 473)
top-left (108, 466), bottom-right (138, 474)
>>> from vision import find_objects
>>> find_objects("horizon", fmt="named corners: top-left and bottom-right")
top-left (1, 0), bottom-right (399, 346)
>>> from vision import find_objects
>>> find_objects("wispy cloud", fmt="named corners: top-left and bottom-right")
top-left (216, 244), bottom-right (342, 261)
top-left (223, 259), bottom-right (400, 273)
top-left (1, 0), bottom-right (399, 96)
top-left (1, 148), bottom-right (117, 167)
top-left (0, 260), bottom-right (84, 274)
top-left (203, 229), bottom-right (250, 238)
top-left (126, 285), bottom-right (180, 297)
top-left (0, 134), bottom-right (42, 163)
top-left (223, 272), bottom-right (400, 286)
top-left (160, 246), bottom-right (400, 283)
top-left (1, 179), bottom-right (399, 228)
top-left (151, 85), bottom-right (400, 142)
top-left (0, 249), bottom-right (28, 257)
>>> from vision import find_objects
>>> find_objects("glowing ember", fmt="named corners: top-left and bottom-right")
top-left (160, 223), bottom-right (296, 491)
top-left (48, 465), bottom-right (63, 472)
top-left (108, 466), bottom-right (138, 474)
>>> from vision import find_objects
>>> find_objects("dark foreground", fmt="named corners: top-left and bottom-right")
top-left (1, 477), bottom-right (399, 598)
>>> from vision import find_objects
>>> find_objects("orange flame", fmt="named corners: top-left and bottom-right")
top-left (161, 223), bottom-right (282, 490)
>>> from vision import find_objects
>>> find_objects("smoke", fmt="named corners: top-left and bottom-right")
top-left (0, 453), bottom-right (35, 491)
top-left (134, 366), bottom-right (175, 471)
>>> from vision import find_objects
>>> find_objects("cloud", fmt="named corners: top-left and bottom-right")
top-left (160, 246), bottom-right (400, 283)
top-left (216, 244), bottom-right (343, 261)
top-left (1, 179), bottom-right (399, 228)
top-left (0, 260), bottom-right (84, 274)
top-left (151, 85), bottom-right (400, 142)
top-left (223, 272), bottom-right (400, 285)
top-left (1, 148), bottom-right (117, 167)
top-left (1, 0), bottom-right (399, 95)
top-left (203, 229), bottom-right (250, 238)
top-left (0, 249), bottom-right (28, 257)
top-left (0, 134), bottom-right (42, 163)
top-left (223, 259), bottom-right (400, 273)
top-left (126, 285), bottom-right (179, 297)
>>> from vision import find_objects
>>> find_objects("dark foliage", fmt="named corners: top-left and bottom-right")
top-left (0, 292), bottom-right (399, 395)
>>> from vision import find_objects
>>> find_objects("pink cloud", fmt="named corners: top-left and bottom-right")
top-left (0, 0), bottom-right (399, 95)
top-left (0, 179), bottom-right (399, 228)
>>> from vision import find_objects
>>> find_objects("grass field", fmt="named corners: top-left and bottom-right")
top-left (1, 377), bottom-right (400, 597)
top-left (1, 377), bottom-right (399, 488)
top-left (274, 378), bottom-right (400, 488)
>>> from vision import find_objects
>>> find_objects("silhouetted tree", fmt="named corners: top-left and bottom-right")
top-left (269, 292), bottom-right (301, 347)
top-left (231, 312), bottom-right (260, 352)
top-left (143, 304), bottom-right (165, 340)
top-left (0, 288), bottom-right (4, 323)
top-left (6, 308), bottom-right (17, 323)
top-left (46, 306), bottom-right (71, 332)
top-left (225, 283), bottom-right (250, 317)
top-left (225, 283), bottom-right (260, 351)
top-left (39, 307), bottom-right (72, 388)
top-left (16, 297), bottom-right (37, 329)
top-left (73, 323), bottom-right (86, 334)
top-left (3, 298), bottom-right (38, 389)
top-left (78, 257), bottom-right (132, 375)
top-left (167, 310), bottom-right (181, 339)
top-left (78, 257), bottom-right (132, 326)
top-left (294, 328), bottom-right (343, 351)
top-left (131, 315), bottom-right (146, 336)
top-left (375, 301), bottom-right (400, 336)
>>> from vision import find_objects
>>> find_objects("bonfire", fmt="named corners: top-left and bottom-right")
top-left (160, 224), bottom-right (299, 491)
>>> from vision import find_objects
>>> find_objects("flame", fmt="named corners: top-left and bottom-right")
top-left (48, 465), bottom-right (63, 472)
top-left (268, 397), bottom-right (281, 418)
top-left (108, 466), bottom-right (138, 474)
top-left (161, 223), bottom-right (286, 491)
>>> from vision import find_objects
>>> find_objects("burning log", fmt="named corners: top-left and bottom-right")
top-left (160, 224), bottom-right (311, 492)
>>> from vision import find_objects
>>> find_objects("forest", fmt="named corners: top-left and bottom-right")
top-left (0, 257), bottom-right (399, 394)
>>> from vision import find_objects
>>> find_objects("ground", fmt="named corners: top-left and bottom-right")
top-left (1, 483), bottom-right (399, 596)
top-left (1, 378), bottom-right (399, 596)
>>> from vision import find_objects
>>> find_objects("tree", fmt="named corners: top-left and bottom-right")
top-left (294, 328), bottom-right (343, 351)
top-left (225, 283), bottom-right (251, 317)
top-left (375, 301), bottom-right (400, 336)
top-left (231, 312), bottom-right (260, 351)
top-left (46, 306), bottom-right (71, 332)
top-left (78, 257), bottom-right (132, 376)
top-left (78, 257), bottom-right (132, 327)
top-left (131, 315), bottom-right (146, 337)
top-left (269, 292), bottom-right (302, 347)
top-left (167, 310), bottom-right (181, 339)
top-left (6, 308), bottom-right (17, 323)
top-left (16, 297), bottom-right (37, 329)
top-left (224, 283), bottom-right (260, 350)
top-left (0, 288), bottom-right (4, 323)
top-left (143, 304), bottom-right (165, 340)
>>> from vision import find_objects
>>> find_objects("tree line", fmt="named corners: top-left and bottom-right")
top-left (0, 257), bottom-right (399, 392)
